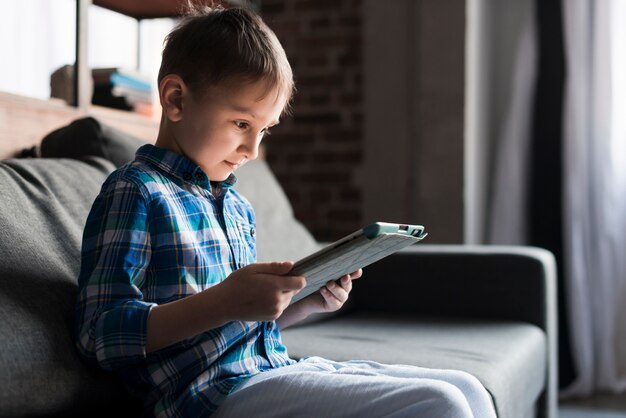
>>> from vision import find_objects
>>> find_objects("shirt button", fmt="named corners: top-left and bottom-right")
top-left (250, 227), bottom-right (255, 237)
top-left (183, 172), bottom-right (192, 181)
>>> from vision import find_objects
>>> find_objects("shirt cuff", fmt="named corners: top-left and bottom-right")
top-left (95, 300), bottom-right (156, 370)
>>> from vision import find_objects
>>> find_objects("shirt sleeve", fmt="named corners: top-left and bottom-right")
top-left (75, 178), bottom-right (155, 371)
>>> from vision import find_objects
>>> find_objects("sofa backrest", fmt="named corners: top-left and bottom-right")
top-left (0, 157), bottom-right (139, 416)
top-left (236, 161), bottom-right (321, 262)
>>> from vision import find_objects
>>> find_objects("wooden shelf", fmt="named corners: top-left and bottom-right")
top-left (93, 0), bottom-right (187, 19)
top-left (75, 0), bottom-right (244, 110)
top-left (92, 0), bottom-right (228, 19)
top-left (0, 92), bottom-right (158, 159)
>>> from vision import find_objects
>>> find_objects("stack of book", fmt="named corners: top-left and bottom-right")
top-left (92, 68), bottom-right (154, 116)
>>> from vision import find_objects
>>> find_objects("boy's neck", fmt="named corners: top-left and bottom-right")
top-left (155, 119), bottom-right (184, 158)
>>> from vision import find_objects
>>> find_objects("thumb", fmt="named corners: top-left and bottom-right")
top-left (247, 261), bottom-right (294, 275)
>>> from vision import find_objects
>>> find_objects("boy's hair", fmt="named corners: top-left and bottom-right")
top-left (158, 3), bottom-right (294, 111)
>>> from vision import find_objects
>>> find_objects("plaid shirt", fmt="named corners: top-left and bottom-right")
top-left (75, 144), bottom-right (295, 417)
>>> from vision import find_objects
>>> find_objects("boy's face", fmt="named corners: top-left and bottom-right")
top-left (165, 80), bottom-right (286, 182)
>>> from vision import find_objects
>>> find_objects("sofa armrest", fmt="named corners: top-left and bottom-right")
top-left (350, 244), bottom-right (557, 418)
top-left (352, 244), bottom-right (553, 325)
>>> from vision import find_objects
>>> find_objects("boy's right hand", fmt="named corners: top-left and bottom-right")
top-left (219, 261), bottom-right (306, 322)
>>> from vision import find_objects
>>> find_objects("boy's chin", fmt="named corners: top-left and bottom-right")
top-left (208, 170), bottom-right (233, 182)
top-left (206, 162), bottom-right (240, 181)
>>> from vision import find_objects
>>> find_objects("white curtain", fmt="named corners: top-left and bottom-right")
top-left (0, 0), bottom-right (174, 100)
top-left (487, 8), bottom-right (536, 245)
top-left (561, 0), bottom-right (626, 396)
top-left (485, 0), bottom-right (626, 396)
top-left (466, 0), bottom-right (536, 245)
top-left (0, 0), bottom-right (76, 99)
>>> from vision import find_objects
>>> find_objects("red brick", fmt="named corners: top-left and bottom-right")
top-left (340, 187), bottom-right (362, 201)
top-left (257, 0), bottom-right (363, 240)
top-left (306, 54), bottom-right (330, 68)
top-left (324, 128), bottom-right (362, 143)
top-left (309, 94), bottom-right (331, 106)
top-left (261, 0), bottom-right (286, 14)
top-left (301, 171), bottom-right (352, 184)
top-left (339, 15), bottom-right (361, 28)
top-left (328, 208), bottom-right (361, 222)
top-left (295, 0), bottom-right (340, 12)
top-left (298, 35), bottom-right (360, 49)
top-left (267, 20), bottom-right (302, 35)
top-left (339, 92), bottom-right (361, 105)
top-left (293, 112), bottom-right (341, 125)
top-left (310, 17), bottom-right (331, 30)
top-left (265, 132), bottom-right (316, 144)
top-left (338, 51), bottom-right (360, 67)
top-left (296, 74), bottom-right (345, 88)
top-left (310, 189), bottom-right (334, 204)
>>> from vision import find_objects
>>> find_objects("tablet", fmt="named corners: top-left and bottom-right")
top-left (288, 222), bottom-right (427, 304)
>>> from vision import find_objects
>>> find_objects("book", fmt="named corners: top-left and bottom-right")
top-left (91, 67), bottom-right (154, 115)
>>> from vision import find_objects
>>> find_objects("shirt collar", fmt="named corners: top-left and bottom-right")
top-left (135, 144), bottom-right (237, 191)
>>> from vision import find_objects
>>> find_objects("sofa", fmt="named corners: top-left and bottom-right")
top-left (0, 117), bottom-right (557, 418)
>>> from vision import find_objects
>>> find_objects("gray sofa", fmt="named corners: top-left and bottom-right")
top-left (0, 118), bottom-right (557, 417)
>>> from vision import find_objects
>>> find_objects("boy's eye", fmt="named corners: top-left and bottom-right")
top-left (235, 121), bottom-right (249, 129)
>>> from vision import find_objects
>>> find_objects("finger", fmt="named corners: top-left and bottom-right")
top-left (247, 261), bottom-right (294, 275)
top-left (334, 275), bottom-right (351, 291)
top-left (320, 287), bottom-right (343, 305)
top-left (253, 272), bottom-right (306, 292)
top-left (349, 269), bottom-right (363, 280)
top-left (325, 280), bottom-right (348, 302)
top-left (277, 275), bottom-right (307, 291)
top-left (338, 275), bottom-right (353, 292)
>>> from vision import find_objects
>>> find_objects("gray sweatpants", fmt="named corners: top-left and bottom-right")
top-left (213, 357), bottom-right (497, 418)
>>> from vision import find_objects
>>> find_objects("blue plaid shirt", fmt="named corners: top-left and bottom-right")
top-left (75, 144), bottom-right (296, 417)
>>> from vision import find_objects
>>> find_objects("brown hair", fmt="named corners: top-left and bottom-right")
top-left (158, 3), bottom-right (294, 111)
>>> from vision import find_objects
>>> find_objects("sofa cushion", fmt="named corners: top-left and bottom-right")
top-left (0, 157), bottom-right (140, 416)
top-left (281, 313), bottom-right (546, 418)
top-left (39, 116), bottom-right (145, 167)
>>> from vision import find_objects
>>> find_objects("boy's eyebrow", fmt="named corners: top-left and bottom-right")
top-left (230, 105), bottom-right (280, 125)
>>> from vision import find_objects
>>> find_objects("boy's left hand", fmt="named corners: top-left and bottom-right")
top-left (318, 269), bottom-right (363, 312)
top-left (275, 269), bottom-right (362, 330)
top-left (303, 269), bottom-right (363, 313)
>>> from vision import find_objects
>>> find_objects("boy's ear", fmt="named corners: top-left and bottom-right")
top-left (159, 75), bottom-right (187, 122)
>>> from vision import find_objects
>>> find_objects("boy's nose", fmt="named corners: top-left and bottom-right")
top-left (238, 134), bottom-right (260, 160)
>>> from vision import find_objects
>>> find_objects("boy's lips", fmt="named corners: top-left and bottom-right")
top-left (224, 160), bottom-right (244, 170)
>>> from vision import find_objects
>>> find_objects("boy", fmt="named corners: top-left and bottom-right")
top-left (75, 5), bottom-right (496, 418)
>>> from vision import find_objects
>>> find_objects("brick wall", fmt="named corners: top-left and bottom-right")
top-left (260, 0), bottom-right (364, 241)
